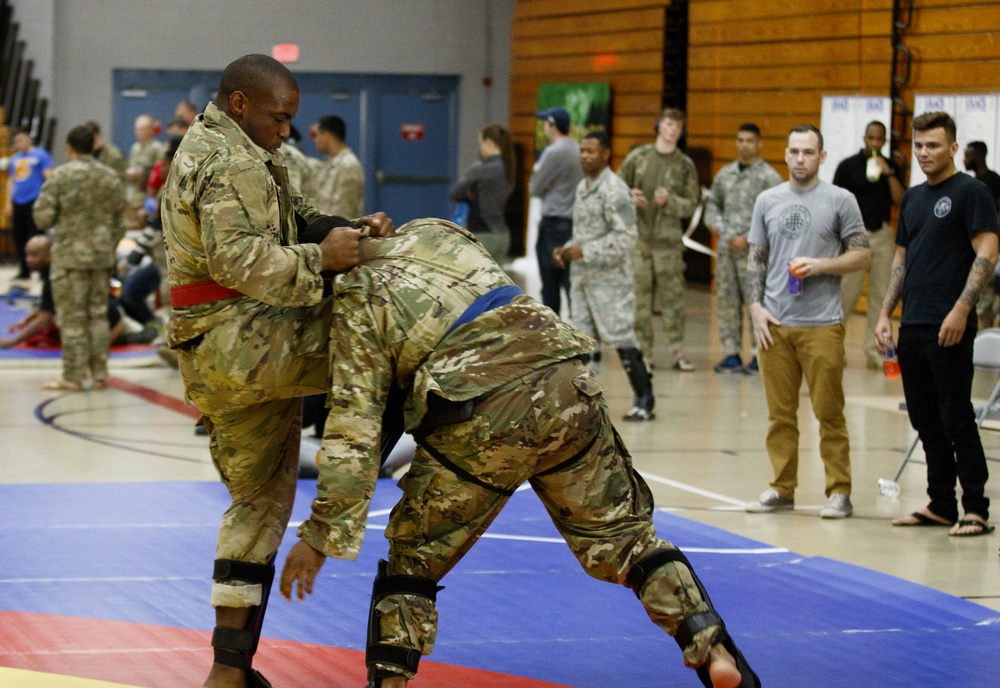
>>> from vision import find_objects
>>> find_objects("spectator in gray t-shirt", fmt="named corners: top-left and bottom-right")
top-left (530, 107), bottom-right (584, 315)
top-left (745, 124), bottom-right (870, 521)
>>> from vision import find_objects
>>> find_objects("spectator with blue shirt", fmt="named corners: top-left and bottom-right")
top-left (5, 128), bottom-right (53, 280)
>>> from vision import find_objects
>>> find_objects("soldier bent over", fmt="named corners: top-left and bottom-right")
top-left (281, 218), bottom-right (759, 688)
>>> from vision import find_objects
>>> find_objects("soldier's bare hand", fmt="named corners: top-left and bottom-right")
top-left (654, 186), bottom-right (670, 206)
top-left (320, 226), bottom-right (362, 272)
top-left (631, 188), bottom-right (648, 208)
top-left (357, 212), bottom-right (396, 238)
top-left (729, 236), bottom-right (748, 253)
top-left (280, 541), bottom-right (326, 602)
top-left (552, 247), bottom-right (565, 269)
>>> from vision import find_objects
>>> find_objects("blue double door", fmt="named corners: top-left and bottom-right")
top-left (112, 70), bottom-right (458, 223)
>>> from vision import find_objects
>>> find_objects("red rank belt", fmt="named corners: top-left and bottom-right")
top-left (169, 280), bottom-right (244, 308)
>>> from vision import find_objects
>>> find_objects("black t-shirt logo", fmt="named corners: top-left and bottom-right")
top-left (934, 196), bottom-right (952, 218)
top-left (779, 204), bottom-right (812, 239)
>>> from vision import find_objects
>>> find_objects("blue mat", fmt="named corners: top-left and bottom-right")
top-left (1, 480), bottom-right (996, 687)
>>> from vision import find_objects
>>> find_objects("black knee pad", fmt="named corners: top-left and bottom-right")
top-left (366, 559), bottom-right (444, 687)
top-left (211, 558), bottom-right (275, 673)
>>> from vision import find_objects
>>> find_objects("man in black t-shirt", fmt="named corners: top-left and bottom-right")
top-left (833, 120), bottom-right (905, 368)
top-left (963, 141), bottom-right (1000, 327)
top-left (876, 111), bottom-right (999, 537)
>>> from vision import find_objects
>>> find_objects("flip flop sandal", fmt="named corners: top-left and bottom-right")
top-left (949, 519), bottom-right (996, 537)
top-left (892, 511), bottom-right (954, 527)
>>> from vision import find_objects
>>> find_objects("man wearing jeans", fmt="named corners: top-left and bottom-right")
top-left (745, 124), bottom-right (870, 519)
top-left (877, 111), bottom-right (998, 537)
top-left (530, 107), bottom-right (583, 316)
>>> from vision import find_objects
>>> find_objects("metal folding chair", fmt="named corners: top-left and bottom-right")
top-left (878, 327), bottom-right (1000, 495)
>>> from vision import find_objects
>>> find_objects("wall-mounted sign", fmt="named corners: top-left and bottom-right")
top-left (401, 123), bottom-right (425, 141)
top-left (272, 44), bottom-right (300, 63)
top-left (535, 82), bottom-right (611, 160)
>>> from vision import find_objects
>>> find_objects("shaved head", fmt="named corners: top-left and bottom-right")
top-left (215, 54), bottom-right (300, 153)
top-left (217, 54), bottom-right (298, 105)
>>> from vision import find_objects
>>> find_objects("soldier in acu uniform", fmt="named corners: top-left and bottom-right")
top-left (705, 123), bottom-right (783, 374)
top-left (33, 125), bottom-right (125, 392)
top-left (554, 131), bottom-right (655, 421)
top-left (280, 217), bottom-right (760, 688)
top-left (160, 54), bottom-right (393, 688)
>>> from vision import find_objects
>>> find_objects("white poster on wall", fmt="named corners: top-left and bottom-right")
top-left (910, 93), bottom-right (999, 187)
top-left (819, 96), bottom-right (892, 183)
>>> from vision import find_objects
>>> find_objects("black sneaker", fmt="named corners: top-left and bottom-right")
top-left (743, 356), bottom-right (759, 374)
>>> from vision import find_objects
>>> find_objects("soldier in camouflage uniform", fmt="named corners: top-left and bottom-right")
top-left (125, 115), bottom-right (166, 215)
top-left (315, 114), bottom-right (365, 218)
top-left (32, 125), bottom-right (125, 392)
top-left (554, 132), bottom-right (655, 421)
top-left (279, 218), bottom-right (760, 688)
top-left (705, 124), bottom-right (783, 374)
top-left (619, 108), bottom-right (701, 370)
top-left (86, 121), bottom-right (127, 180)
top-left (279, 139), bottom-right (318, 206)
top-left (160, 54), bottom-right (392, 688)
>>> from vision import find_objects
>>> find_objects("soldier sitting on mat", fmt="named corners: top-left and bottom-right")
top-left (279, 216), bottom-right (760, 688)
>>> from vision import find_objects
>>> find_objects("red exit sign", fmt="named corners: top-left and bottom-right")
top-left (401, 123), bottom-right (425, 141)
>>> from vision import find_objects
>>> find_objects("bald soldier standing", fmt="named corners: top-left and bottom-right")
top-left (161, 54), bottom-right (393, 688)
top-left (279, 218), bottom-right (759, 688)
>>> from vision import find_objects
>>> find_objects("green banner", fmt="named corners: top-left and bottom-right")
top-left (535, 82), bottom-right (611, 159)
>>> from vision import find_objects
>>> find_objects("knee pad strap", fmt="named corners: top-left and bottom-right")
top-left (366, 559), bottom-right (444, 685)
top-left (212, 558), bottom-right (276, 671)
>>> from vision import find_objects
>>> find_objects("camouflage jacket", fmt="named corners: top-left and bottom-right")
top-left (161, 102), bottom-right (326, 345)
top-left (315, 147), bottom-right (364, 219)
top-left (95, 142), bottom-right (127, 180)
top-left (298, 219), bottom-right (595, 559)
top-left (618, 144), bottom-right (700, 243)
top-left (569, 167), bottom-right (637, 280)
top-left (128, 139), bottom-right (165, 172)
top-left (704, 158), bottom-right (783, 243)
top-left (279, 142), bottom-right (318, 206)
top-left (32, 157), bottom-right (125, 270)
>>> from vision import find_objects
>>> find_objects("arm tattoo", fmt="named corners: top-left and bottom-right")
top-left (882, 259), bottom-right (906, 314)
top-left (959, 256), bottom-right (995, 308)
top-left (747, 243), bottom-right (770, 305)
top-left (845, 233), bottom-right (871, 251)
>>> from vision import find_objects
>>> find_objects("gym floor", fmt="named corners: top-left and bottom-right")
top-left (1, 270), bottom-right (997, 687)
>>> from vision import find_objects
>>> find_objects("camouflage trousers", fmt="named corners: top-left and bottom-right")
top-left (715, 245), bottom-right (755, 356)
top-left (634, 239), bottom-right (686, 356)
top-left (569, 274), bottom-right (640, 350)
top-left (50, 266), bottom-right (113, 384)
top-left (374, 359), bottom-right (718, 678)
top-left (177, 298), bottom-right (331, 607)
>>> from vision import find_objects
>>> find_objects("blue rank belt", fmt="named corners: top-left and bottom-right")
top-left (446, 285), bottom-right (524, 335)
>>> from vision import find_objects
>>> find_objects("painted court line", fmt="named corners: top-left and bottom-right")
top-left (637, 470), bottom-right (747, 506)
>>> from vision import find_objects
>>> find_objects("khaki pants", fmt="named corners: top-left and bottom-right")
top-left (840, 223), bottom-right (895, 367)
top-left (758, 324), bottom-right (851, 499)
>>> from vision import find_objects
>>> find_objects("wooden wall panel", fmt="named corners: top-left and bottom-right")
top-left (510, 0), bottom-right (671, 198)
top-left (688, 0), bottom-right (893, 178)
top-left (688, 1), bottom-right (1000, 179)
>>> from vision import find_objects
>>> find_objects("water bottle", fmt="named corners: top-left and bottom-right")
top-left (866, 149), bottom-right (882, 183)
top-left (882, 331), bottom-right (900, 379)
top-left (788, 261), bottom-right (804, 296)
top-left (877, 478), bottom-right (901, 498)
